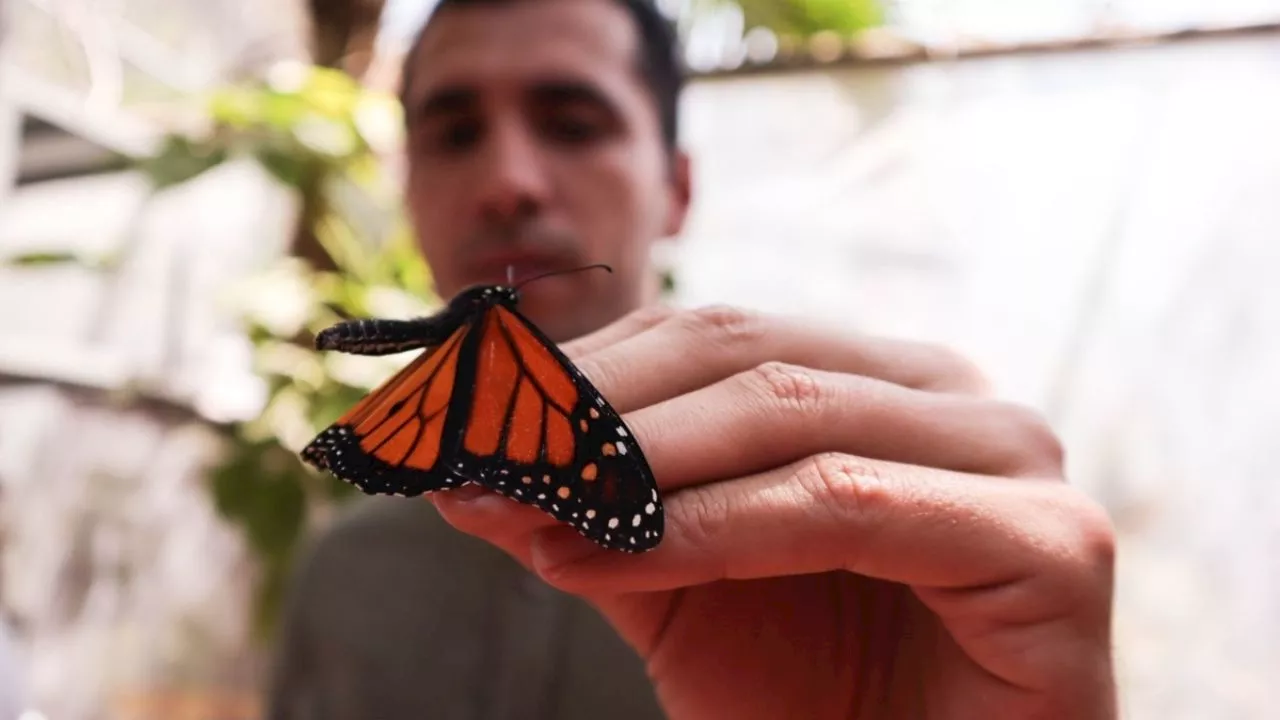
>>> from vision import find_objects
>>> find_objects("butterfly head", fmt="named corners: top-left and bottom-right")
top-left (453, 283), bottom-right (521, 310)
top-left (451, 264), bottom-right (612, 312)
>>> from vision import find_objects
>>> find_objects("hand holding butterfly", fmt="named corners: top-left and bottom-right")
top-left (432, 305), bottom-right (1118, 720)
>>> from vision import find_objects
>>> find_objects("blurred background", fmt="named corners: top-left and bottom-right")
top-left (1, 0), bottom-right (1278, 718)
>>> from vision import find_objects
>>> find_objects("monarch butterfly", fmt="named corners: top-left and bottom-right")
top-left (300, 264), bottom-right (663, 552)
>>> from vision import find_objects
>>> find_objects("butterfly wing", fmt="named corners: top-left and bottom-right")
top-left (445, 304), bottom-right (664, 552)
top-left (300, 320), bottom-right (473, 497)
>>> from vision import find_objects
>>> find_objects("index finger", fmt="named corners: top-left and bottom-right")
top-left (560, 304), bottom-right (676, 358)
top-left (574, 305), bottom-right (991, 414)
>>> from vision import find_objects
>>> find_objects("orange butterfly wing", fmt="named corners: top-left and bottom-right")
top-left (301, 322), bottom-right (471, 496)
top-left (444, 305), bottom-right (663, 552)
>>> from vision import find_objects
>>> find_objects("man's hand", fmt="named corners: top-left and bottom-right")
top-left (432, 305), bottom-right (1118, 720)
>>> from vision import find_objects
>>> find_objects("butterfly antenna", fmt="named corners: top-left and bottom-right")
top-left (514, 263), bottom-right (613, 289)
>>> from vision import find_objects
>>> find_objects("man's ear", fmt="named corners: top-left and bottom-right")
top-left (663, 149), bottom-right (692, 238)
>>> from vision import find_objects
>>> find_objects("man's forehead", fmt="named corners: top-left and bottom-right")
top-left (405, 0), bottom-right (640, 105)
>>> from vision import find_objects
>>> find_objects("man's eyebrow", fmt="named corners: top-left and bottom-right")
top-left (413, 86), bottom-right (476, 121)
top-left (528, 80), bottom-right (616, 108)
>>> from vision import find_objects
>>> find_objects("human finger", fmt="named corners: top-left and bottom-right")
top-left (433, 359), bottom-right (1056, 567)
top-left (529, 452), bottom-right (1115, 617)
top-left (430, 487), bottom-right (558, 571)
top-left (574, 305), bottom-right (990, 414)
top-left (624, 361), bottom-right (1063, 491)
top-left (560, 304), bottom-right (676, 359)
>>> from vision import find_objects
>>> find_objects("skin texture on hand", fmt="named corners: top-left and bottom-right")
top-left (432, 305), bottom-right (1119, 720)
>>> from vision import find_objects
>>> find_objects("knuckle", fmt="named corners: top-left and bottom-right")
top-left (629, 303), bottom-right (677, 329)
top-left (1002, 403), bottom-right (1067, 472)
top-left (922, 343), bottom-right (992, 394)
top-left (749, 361), bottom-right (825, 414)
top-left (684, 304), bottom-right (766, 346)
top-left (799, 453), bottom-right (895, 528)
top-left (1068, 494), bottom-right (1118, 572)
top-left (669, 486), bottom-right (730, 556)
top-left (1020, 479), bottom-right (1116, 564)
top-left (1038, 491), bottom-right (1118, 618)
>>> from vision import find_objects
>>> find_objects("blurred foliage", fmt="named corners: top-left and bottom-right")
top-left (733, 0), bottom-right (884, 36)
top-left (2, 0), bottom-right (887, 641)
top-left (0, 56), bottom-right (688, 641)
top-left (0, 249), bottom-right (118, 269)
top-left (132, 62), bottom-right (442, 639)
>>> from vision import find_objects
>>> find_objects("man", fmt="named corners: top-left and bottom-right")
top-left (268, 1), bottom-right (1119, 719)
top-left (0, 616), bottom-right (25, 720)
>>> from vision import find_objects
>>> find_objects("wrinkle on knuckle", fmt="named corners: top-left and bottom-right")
top-left (669, 486), bottom-right (728, 557)
top-left (750, 361), bottom-right (824, 415)
top-left (684, 304), bottom-right (766, 347)
top-left (799, 453), bottom-right (895, 530)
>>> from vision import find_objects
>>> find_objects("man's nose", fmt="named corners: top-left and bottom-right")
top-left (476, 121), bottom-right (550, 225)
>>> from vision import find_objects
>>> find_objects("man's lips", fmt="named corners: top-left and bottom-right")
top-left (466, 250), bottom-right (575, 285)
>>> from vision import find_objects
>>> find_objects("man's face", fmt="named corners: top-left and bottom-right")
top-left (401, 0), bottom-right (691, 342)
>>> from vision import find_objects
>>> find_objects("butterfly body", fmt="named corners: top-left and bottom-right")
top-left (301, 281), bottom-right (664, 553)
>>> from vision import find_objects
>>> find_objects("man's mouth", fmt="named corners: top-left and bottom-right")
top-left (467, 250), bottom-right (576, 286)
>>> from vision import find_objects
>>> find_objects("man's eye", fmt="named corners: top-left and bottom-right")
top-left (420, 121), bottom-right (482, 153)
top-left (542, 115), bottom-right (603, 145)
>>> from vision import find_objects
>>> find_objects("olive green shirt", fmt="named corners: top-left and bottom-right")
top-left (266, 496), bottom-right (666, 720)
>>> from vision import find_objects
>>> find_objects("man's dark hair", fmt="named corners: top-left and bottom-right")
top-left (399, 0), bottom-right (685, 152)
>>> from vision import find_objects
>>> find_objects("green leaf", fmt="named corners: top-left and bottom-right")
top-left (246, 465), bottom-right (307, 558)
top-left (2, 251), bottom-right (85, 267)
top-left (208, 87), bottom-right (263, 128)
top-left (135, 134), bottom-right (230, 190)
top-left (737, 0), bottom-right (883, 36)
top-left (255, 147), bottom-right (319, 190)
